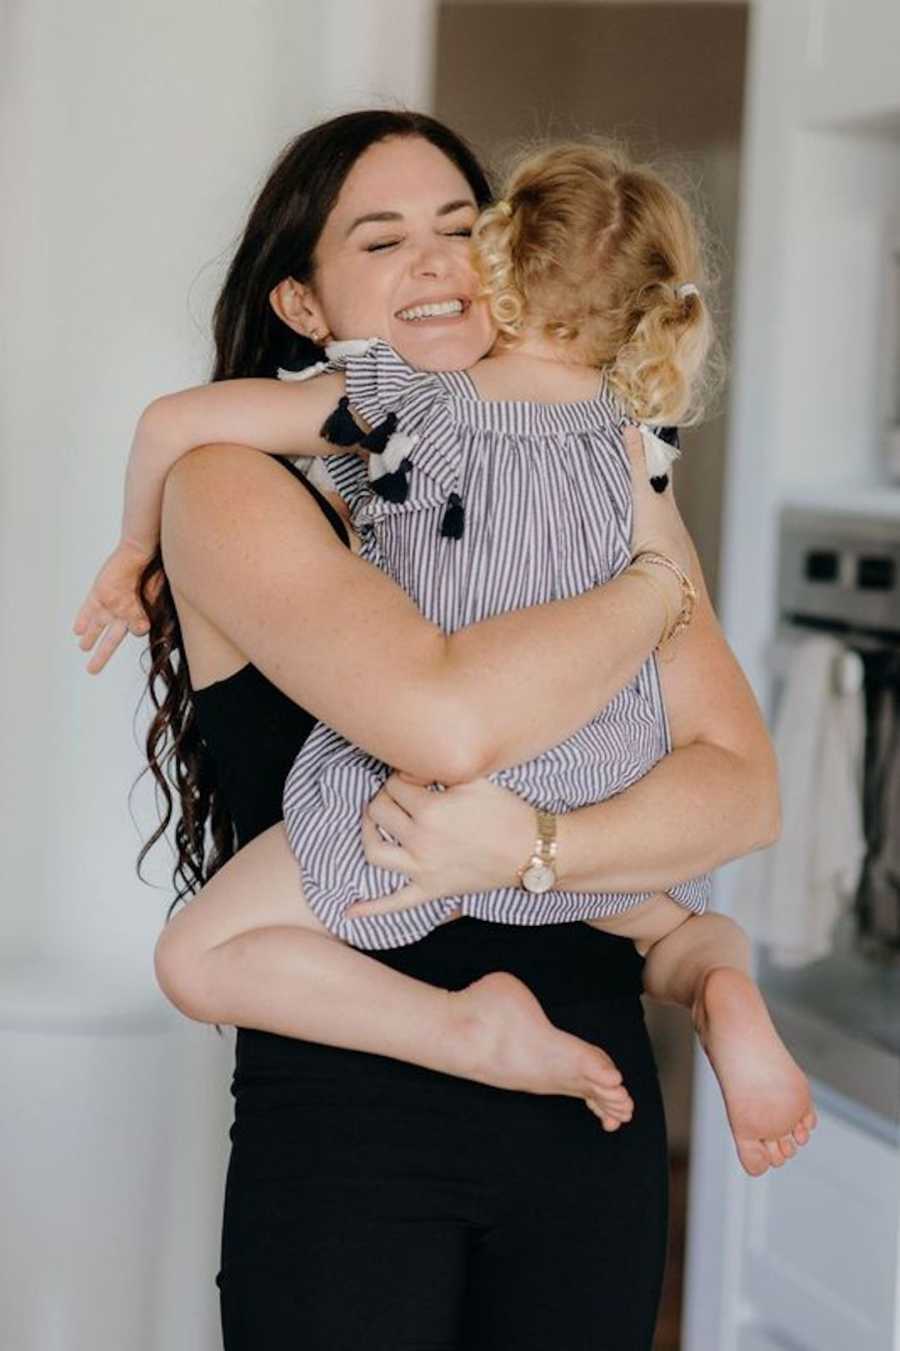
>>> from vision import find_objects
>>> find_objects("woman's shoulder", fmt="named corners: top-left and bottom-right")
top-left (165, 442), bottom-right (339, 513)
top-left (162, 445), bottom-right (354, 701)
top-left (162, 445), bottom-right (350, 569)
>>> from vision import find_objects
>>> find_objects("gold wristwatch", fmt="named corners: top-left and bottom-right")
top-left (518, 809), bottom-right (558, 893)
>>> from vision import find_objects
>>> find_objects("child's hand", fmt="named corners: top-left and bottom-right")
top-left (72, 540), bottom-right (156, 674)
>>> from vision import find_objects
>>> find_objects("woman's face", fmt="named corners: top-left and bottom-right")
top-left (283, 136), bottom-right (495, 372)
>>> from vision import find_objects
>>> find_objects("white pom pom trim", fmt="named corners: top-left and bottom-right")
top-left (639, 425), bottom-right (681, 479)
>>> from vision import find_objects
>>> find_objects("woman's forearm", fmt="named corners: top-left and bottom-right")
top-left (555, 529), bottom-right (781, 893)
top-left (363, 720), bottom-right (779, 909)
top-left (554, 718), bottom-right (778, 897)
top-left (556, 740), bottom-right (780, 892)
top-left (433, 570), bottom-right (671, 780)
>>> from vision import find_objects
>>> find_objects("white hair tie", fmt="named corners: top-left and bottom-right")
top-left (675, 282), bottom-right (699, 300)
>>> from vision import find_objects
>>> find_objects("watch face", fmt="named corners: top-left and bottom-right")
top-left (522, 862), bottom-right (556, 894)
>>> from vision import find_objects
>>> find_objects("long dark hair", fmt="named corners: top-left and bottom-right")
top-left (137, 110), bottom-right (492, 912)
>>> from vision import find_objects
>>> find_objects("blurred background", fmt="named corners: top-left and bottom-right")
top-left (2, 2), bottom-right (898, 1347)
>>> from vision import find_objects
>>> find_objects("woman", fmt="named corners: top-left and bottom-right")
top-left (80, 111), bottom-right (778, 1348)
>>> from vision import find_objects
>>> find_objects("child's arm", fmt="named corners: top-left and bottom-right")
top-left (121, 373), bottom-right (348, 554)
top-left (72, 373), bottom-right (355, 652)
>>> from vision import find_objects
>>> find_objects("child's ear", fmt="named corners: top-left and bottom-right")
top-left (269, 277), bottom-right (328, 341)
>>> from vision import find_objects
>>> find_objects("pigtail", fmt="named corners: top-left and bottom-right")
top-left (608, 280), bottom-right (713, 426)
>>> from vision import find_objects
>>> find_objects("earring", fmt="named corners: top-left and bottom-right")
top-left (310, 328), bottom-right (331, 346)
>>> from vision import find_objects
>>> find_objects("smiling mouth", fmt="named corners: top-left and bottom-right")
top-left (396, 298), bottom-right (469, 322)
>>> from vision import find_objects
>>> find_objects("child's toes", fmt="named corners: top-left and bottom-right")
top-left (736, 1139), bottom-right (769, 1177)
top-left (778, 1134), bottom-right (796, 1161)
top-left (792, 1120), bottom-right (810, 1147)
top-left (595, 1097), bottom-right (631, 1123)
top-left (586, 1094), bottom-right (631, 1132)
top-left (765, 1138), bottom-right (786, 1169)
top-left (591, 1084), bottom-right (632, 1116)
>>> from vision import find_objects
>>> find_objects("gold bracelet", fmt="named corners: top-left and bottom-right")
top-left (629, 550), bottom-right (697, 648)
top-left (623, 567), bottom-right (678, 648)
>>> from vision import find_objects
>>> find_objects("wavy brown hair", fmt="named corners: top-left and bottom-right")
top-left (136, 110), bottom-right (492, 914)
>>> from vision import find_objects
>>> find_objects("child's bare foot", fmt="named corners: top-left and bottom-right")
top-left (446, 972), bottom-right (634, 1131)
top-left (693, 967), bottom-right (817, 1177)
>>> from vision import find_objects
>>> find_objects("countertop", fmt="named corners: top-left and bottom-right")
top-left (759, 944), bottom-right (900, 1132)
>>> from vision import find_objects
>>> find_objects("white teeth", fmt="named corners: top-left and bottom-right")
top-left (397, 299), bottom-right (464, 321)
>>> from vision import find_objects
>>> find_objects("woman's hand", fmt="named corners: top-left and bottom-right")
top-left (344, 773), bottom-right (535, 917)
top-left (72, 539), bottom-right (155, 674)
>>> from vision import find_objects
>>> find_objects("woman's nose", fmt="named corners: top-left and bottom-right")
top-left (410, 239), bottom-right (451, 279)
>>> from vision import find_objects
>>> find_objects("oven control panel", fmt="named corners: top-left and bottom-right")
top-left (779, 507), bottom-right (900, 636)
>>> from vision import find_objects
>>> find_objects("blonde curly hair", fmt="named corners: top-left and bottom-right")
top-left (472, 140), bottom-right (720, 425)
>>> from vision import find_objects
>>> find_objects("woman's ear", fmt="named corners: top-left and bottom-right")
top-left (269, 278), bottom-right (330, 343)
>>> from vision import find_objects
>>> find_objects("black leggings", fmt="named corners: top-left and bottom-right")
top-left (218, 926), bottom-right (669, 1350)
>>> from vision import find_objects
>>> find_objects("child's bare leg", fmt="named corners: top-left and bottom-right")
top-left (155, 823), bottom-right (633, 1128)
top-left (588, 898), bottom-right (816, 1174)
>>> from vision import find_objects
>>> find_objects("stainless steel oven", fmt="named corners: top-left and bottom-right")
top-left (760, 506), bottom-right (900, 1134)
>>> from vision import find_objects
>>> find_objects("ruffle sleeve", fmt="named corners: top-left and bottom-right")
top-left (332, 338), bottom-right (440, 436)
top-left (280, 338), bottom-right (458, 531)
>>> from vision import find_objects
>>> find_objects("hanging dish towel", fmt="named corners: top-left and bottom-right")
top-left (859, 673), bottom-right (900, 944)
top-left (736, 634), bottom-right (866, 967)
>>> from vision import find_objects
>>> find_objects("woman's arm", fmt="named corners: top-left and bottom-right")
top-left (354, 538), bottom-right (778, 903)
top-left (556, 536), bottom-right (780, 887)
top-left (158, 441), bottom-right (681, 786)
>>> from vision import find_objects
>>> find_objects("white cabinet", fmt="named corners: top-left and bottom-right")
top-left (686, 1003), bottom-right (900, 1351)
top-left (739, 1095), bottom-right (900, 1351)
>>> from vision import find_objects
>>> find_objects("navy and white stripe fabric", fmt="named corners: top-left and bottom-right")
top-left (281, 339), bottom-right (710, 949)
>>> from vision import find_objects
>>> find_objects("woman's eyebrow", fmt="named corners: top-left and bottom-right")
top-left (345, 210), bottom-right (403, 238)
top-left (344, 199), bottom-right (476, 239)
top-left (435, 198), bottom-right (477, 218)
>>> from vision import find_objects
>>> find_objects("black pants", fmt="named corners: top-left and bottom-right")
top-left (218, 924), bottom-right (669, 1351)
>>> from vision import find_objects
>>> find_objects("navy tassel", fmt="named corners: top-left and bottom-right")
top-left (440, 492), bottom-right (465, 540)
top-left (371, 457), bottom-right (412, 503)
top-left (359, 413), bottom-right (398, 453)
top-left (320, 397), bottom-right (363, 447)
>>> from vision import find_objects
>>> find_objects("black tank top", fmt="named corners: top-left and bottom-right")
top-left (191, 462), bottom-right (643, 1006)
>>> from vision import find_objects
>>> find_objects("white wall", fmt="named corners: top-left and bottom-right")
top-left (0, 3), bottom-right (437, 1346)
top-left (1, 0), bottom-right (436, 970)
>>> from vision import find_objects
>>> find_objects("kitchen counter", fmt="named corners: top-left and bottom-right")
top-left (759, 945), bottom-right (900, 1133)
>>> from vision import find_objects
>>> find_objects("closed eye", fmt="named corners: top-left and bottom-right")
top-left (366, 238), bottom-right (402, 253)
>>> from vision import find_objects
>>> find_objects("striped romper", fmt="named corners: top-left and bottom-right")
top-left (281, 339), bottom-right (710, 949)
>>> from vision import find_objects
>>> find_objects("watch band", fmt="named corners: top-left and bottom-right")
top-left (518, 809), bottom-right (558, 893)
top-left (534, 809), bottom-right (557, 861)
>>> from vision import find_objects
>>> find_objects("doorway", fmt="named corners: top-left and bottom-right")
top-left (434, 7), bottom-right (750, 1344)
